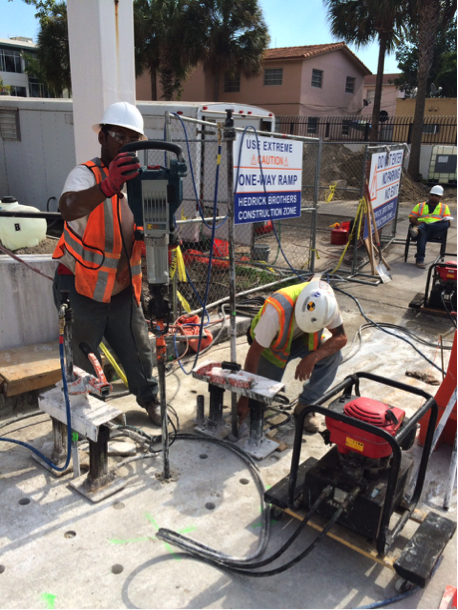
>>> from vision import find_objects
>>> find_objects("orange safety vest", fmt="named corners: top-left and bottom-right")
top-left (53, 158), bottom-right (143, 304)
top-left (250, 282), bottom-right (320, 369)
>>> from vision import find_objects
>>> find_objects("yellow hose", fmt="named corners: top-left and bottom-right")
top-left (99, 342), bottom-right (128, 387)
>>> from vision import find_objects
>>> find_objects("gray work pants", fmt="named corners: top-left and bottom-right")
top-left (256, 335), bottom-right (342, 405)
top-left (53, 270), bottom-right (158, 401)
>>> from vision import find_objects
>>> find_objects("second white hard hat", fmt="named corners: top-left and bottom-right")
top-left (430, 185), bottom-right (444, 196)
top-left (92, 101), bottom-right (145, 136)
top-left (295, 280), bottom-right (337, 333)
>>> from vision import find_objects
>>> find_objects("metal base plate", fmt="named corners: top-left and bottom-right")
top-left (235, 435), bottom-right (279, 460)
top-left (408, 292), bottom-right (451, 317)
top-left (195, 421), bottom-right (231, 440)
top-left (69, 473), bottom-right (125, 503)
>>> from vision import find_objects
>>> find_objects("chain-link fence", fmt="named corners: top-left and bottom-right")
top-left (142, 114), bottom-right (404, 316)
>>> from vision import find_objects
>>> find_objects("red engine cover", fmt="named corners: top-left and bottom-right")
top-left (436, 261), bottom-right (457, 282)
top-left (325, 397), bottom-right (405, 459)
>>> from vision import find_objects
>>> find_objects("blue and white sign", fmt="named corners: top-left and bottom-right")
top-left (367, 149), bottom-right (404, 233)
top-left (233, 134), bottom-right (303, 225)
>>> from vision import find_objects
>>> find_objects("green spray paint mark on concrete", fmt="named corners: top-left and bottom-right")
top-left (41, 593), bottom-right (56, 609)
top-left (145, 513), bottom-right (197, 559)
top-left (109, 515), bottom-right (197, 560)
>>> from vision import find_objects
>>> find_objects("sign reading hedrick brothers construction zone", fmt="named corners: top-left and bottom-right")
top-left (233, 134), bottom-right (303, 225)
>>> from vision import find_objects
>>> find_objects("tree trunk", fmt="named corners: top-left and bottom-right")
top-left (160, 67), bottom-right (175, 101)
top-left (150, 66), bottom-right (157, 101)
top-left (407, 0), bottom-right (440, 181)
top-left (370, 32), bottom-right (387, 142)
top-left (213, 70), bottom-right (220, 102)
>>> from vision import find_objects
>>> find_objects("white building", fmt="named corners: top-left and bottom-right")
top-left (0, 37), bottom-right (49, 97)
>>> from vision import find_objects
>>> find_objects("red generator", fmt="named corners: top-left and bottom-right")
top-left (265, 371), bottom-right (456, 587)
top-left (409, 260), bottom-right (457, 316)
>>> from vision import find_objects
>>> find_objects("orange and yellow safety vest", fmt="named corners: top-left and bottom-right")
top-left (53, 158), bottom-right (143, 304)
top-left (250, 282), bottom-right (320, 368)
top-left (409, 201), bottom-right (452, 225)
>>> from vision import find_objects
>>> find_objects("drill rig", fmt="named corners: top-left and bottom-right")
top-left (122, 140), bottom-right (187, 478)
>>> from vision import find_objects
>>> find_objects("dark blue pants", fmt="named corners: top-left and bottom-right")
top-left (53, 270), bottom-right (158, 401)
top-left (414, 221), bottom-right (449, 263)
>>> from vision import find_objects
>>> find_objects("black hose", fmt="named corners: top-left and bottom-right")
top-left (160, 486), bottom-right (360, 577)
top-left (158, 432), bottom-right (272, 565)
top-left (158, 484), bottom-right (333, 570)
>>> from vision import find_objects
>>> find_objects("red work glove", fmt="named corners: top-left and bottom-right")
top-left (100, 152), bottom-right (140, 198)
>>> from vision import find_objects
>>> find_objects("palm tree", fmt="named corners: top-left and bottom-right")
top-left (406, 0), bottom-right (456, 181)
top-left (199, 0), bottom-right (270, 102)
top-left (134, 0), bottom-right (206, 101)
top-left (27, 1), bottom-right (71, 97)
top-left (324, 0), bottom-right (405, 142)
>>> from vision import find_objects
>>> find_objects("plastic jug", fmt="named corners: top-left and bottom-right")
top-left (0, 196), bottom-right (47, 251)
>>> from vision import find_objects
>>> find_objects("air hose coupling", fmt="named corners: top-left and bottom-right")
top-left (58, 304), bottom-right (67, 336)
top-left (342, 486), bottom-right (361, 513)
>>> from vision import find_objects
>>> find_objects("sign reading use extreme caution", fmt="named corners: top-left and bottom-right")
top-left (233, 134), bottom-right (303, 225)
top-left (367, 149), bottom-right (404, 232)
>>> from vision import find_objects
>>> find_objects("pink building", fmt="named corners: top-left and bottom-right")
top-left (136, 42), bottom-right (371, 117)
top-left (362, 73), bottom-right (405, 118)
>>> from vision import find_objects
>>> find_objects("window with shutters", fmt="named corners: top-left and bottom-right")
top-left (345, 76), bottom-right (355, 93)
top-left (264, 68), bottom-right (283, 86)
top-left (224, 71), bottom-right (240, 93)
top-left (0, 109), bottom-right (21, 140)
top-left (311, 69), bottom-right (323, 88)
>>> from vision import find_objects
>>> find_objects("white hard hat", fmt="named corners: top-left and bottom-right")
top-left (430, 185), bottom-right (444, 196)
top-left (92, 101), bottom-right (145, 136)
top-left (295, 280), bottom-right (337, 333)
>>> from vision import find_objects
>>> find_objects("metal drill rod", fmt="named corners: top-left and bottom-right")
top-left (149, 285), bottom-right (171, 480)
top-left (157, 329), bottom-right (170, 480)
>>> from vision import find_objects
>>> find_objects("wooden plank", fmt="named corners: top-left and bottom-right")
top-left (0, 342), bottom-right (62, 397)
top-left (283, 507), bottom-right (399, 569)
top-left (364, 204), bottom-right (376, 275)
top-left (367, 194), bottom-right (392, 271)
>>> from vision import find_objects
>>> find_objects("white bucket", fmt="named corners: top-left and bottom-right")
top-left (0, 196), bottom-right (47, 251)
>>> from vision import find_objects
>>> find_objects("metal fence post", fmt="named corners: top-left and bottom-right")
top-left (359, 144), bottom-right (369, 200)
top-left (223, 110), bottom-right (239, 438)
top-left (310, 138), bottom-right (323, 274)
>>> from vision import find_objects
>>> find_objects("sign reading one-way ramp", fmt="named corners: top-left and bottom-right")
top-left (233, 133), bottom-right (303, 225)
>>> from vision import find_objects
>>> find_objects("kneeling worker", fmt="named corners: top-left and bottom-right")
top-left (237, 280), bottom-right (347, 433)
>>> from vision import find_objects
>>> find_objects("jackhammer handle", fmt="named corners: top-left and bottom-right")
top-left (121, 140), bottom-right (184, 161)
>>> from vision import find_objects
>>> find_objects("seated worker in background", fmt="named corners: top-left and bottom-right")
top-left (52, 101), bottom-right (162, 425)
top-left (409, 185), bottom-right (452, 269)
top-left (237, 280), bottom-right (347, 433)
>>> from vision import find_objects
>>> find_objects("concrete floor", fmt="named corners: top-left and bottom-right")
top-left (0, 215), bottom-right (456, 609)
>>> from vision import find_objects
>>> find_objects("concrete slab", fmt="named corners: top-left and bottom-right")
top-left (0, 232), bottom-right (456, 609)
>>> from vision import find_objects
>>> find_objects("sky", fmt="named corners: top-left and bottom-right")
top-left (0, 0), bottom-right (401, 74)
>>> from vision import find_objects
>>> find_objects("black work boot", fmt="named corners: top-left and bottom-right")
top-left (137, 397), bottom-right (162, 426)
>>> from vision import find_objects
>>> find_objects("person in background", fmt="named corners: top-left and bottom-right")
top-left (237, 280), bottom-right (347, 433)
top-left (409, 185), bottom-right (452, 269)
top-left (52, 101), bottom-right (161, 425)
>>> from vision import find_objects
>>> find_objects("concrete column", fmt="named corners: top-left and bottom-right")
top-left (67, 0), bottom-right (136, 164)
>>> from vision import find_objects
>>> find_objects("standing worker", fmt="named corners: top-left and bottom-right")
top-left (237, 280), bottom-right (347, 433)
top-left (52, 101), bottom-right (161, 425)
top-left (408, 185), bottom-right (452, 269)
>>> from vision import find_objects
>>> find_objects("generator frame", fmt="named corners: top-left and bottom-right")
top-left (266, 371), bottom-right (456, 587)
top-left (409, 260), bottom-right (457, 317)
